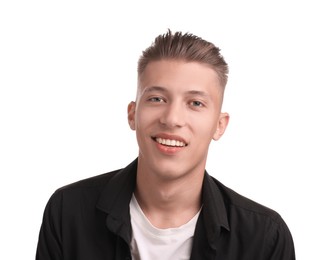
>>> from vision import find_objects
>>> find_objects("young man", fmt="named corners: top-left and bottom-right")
top-left (36, 30), bottom-right (296, 259)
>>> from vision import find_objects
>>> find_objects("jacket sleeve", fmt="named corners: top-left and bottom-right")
top-left (36, 191), bottom-right (63, 260)
top-left (266, 216), bottom-right (296, 260)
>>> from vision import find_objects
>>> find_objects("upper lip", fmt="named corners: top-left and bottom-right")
top-left (152, 133), bottom-right (188, 145)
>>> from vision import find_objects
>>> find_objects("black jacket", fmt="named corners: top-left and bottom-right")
top-left (36, 159), bottom-right (295, 259)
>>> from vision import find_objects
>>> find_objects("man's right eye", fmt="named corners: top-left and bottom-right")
top-left (148, 97), bottom-right (164, 102)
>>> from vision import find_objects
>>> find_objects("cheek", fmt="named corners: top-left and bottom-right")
top-left (135, 106), bottom-right (159, 127)
top-left (135, 111), bottom-right (147, 129)
top-left (135, 110), bottom-right (154, 136)
top-left (194, 118), bottom-right (218, 140)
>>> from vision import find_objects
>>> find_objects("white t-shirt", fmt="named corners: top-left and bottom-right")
top-left (129, 194), bottom-right (201, 260)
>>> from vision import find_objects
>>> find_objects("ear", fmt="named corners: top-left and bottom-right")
top-left (127, 101), bottom-right (136, 130)
top-left (213, 112), bottom-right (229, 141)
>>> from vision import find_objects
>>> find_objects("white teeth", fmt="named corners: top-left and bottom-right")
top-left (155, 137), bottom-right (186, 147)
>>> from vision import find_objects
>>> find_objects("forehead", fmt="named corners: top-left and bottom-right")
top-left (138, 60), bottom-right (222, 96)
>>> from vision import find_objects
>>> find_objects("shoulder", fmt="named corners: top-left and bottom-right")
top-left (203, 175), bottom-right (295, 258)
top-left (54, 159), bottom-right (139, 196)
top-left (207, 175), bottom-right (293, 240)
top-left (211, 176), bottom-right (280, 220)
top-left (56, 168), bottom-right (121, 193)
top-left (46, 158), bottom-right (138, 209)
top-left (47, 168), bottom-right (122, 207)
top-left (210, 176), bottom-right (294, 245)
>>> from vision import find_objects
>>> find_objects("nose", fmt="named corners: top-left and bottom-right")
top-left (159, 102), bottom-right (186, 128)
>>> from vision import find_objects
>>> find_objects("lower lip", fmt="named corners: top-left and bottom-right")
top-left (155, 141), bottom-right (185, 155)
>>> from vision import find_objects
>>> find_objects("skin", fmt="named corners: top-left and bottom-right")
top-left (127, 60), bottom-right (229, 228)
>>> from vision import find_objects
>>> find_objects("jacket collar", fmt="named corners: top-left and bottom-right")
top-left (96, 159), bottom-right (138, 244)
top-left (190, 171), bottom-right (230, 259)
top-left (202, 171), bottom-right (230, 244)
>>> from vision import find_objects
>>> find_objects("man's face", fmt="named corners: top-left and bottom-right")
top-left (128, 60), bottom-right (229, 181)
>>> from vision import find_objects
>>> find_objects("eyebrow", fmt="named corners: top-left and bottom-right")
top-left (185, 90), bottom-right (210, 98)
top-left (142, 86), bottom-right (210, 98)
top-left (142, 86), bottom-right (167, 94)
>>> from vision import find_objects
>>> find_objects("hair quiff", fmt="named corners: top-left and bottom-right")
top-left (137, 29), bottom-right (229, 88)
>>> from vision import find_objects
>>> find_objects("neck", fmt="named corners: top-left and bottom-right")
top-left (135, 160), bottom-right (204, 228)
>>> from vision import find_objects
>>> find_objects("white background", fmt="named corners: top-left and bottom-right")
top-left (1, 1), bottom-right (321, 259)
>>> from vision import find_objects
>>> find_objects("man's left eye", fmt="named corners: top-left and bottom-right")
top-left (191, 101), bottom-right (203, 107)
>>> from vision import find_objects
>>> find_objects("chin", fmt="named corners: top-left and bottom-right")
top-left (150, 160), bottom-right (189, 180)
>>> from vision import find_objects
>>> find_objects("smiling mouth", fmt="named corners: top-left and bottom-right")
top-left (152, 137), bottom-right (187, 147)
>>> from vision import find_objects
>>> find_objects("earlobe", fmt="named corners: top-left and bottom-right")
top-left (213, 112), bottom-right (230, 141)
top-left (127, 101), bottom-right (136, 130)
